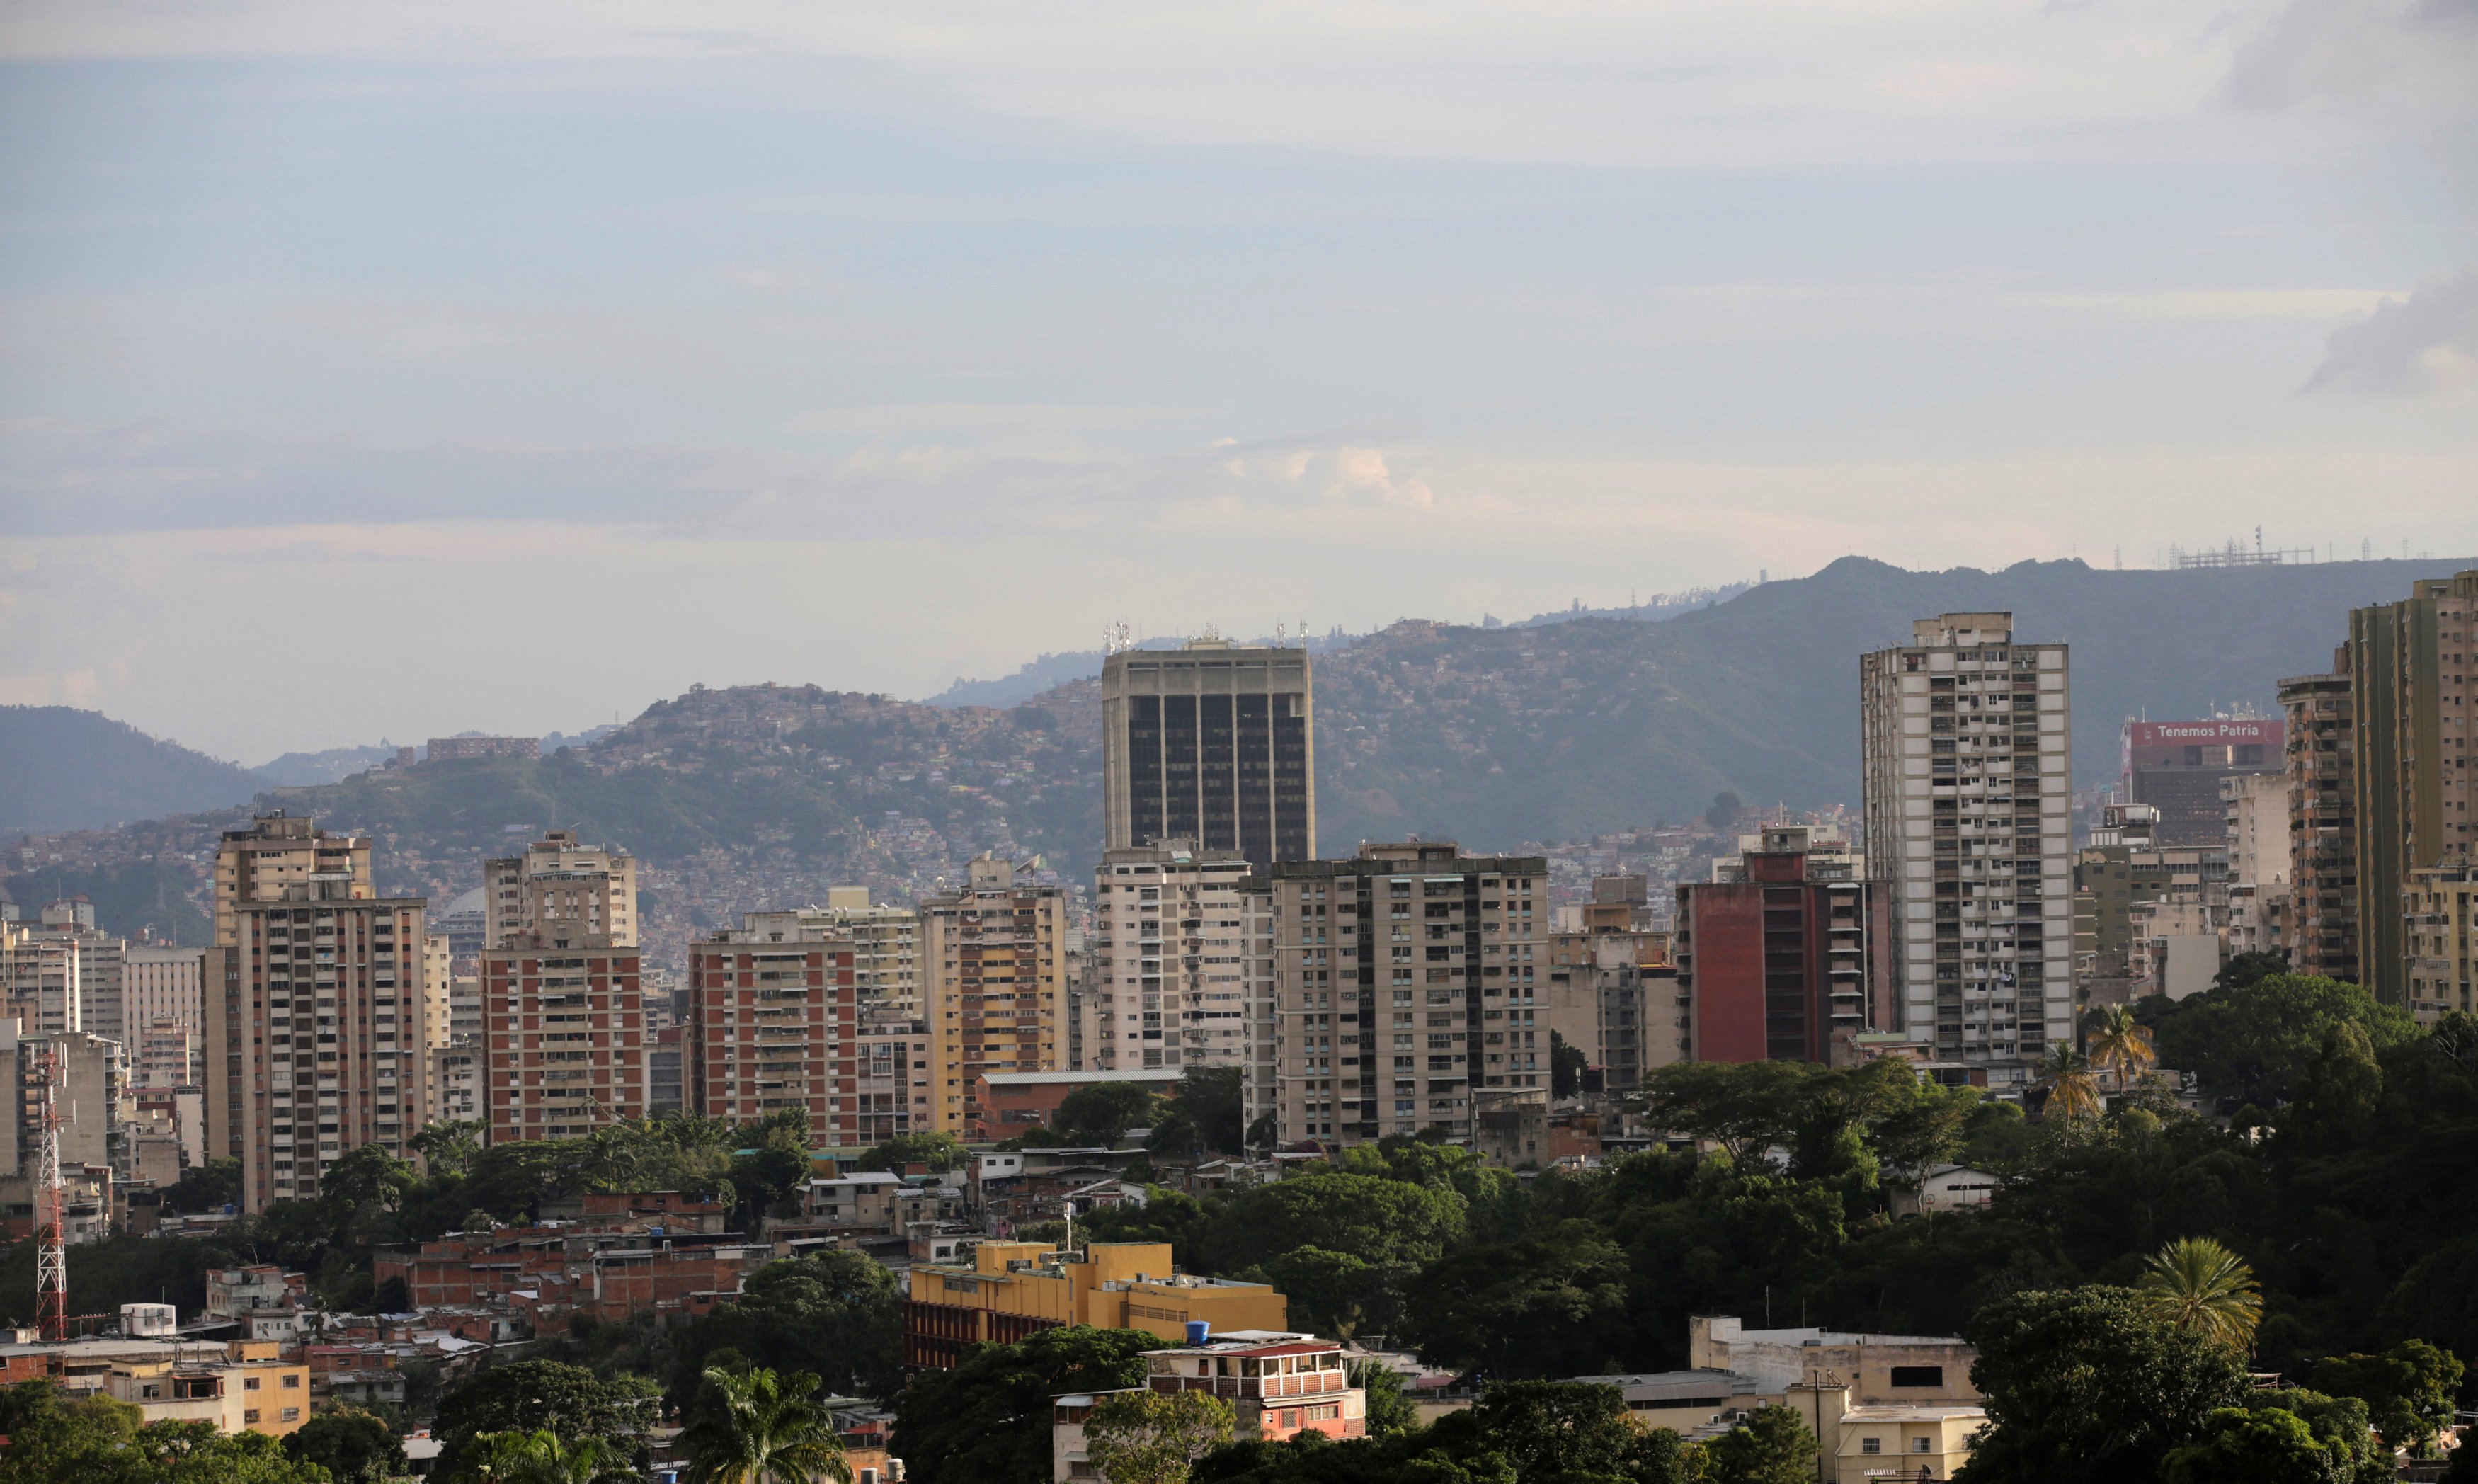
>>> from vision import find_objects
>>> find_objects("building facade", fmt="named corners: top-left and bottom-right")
top-left (482, 944), bottom-right (646, 1143)
top-left (2120, 719), bottom-right (2285, 848)
top-left (2406, 865), bottom-right (2477, 1020)
top-left (2280, 660), bottom-right (2358, 985)
top-left (1860, 614), bottom-right (2072, 1088)
top-left (125, 944), bottom-right (205, 1084)
top-left (1088, 843), bottom-right (1254, 1073)
top-left (920, 857), bottom-right (1068, 1135)
top-left (1254, 843), bottom-right (1548, 1147)
top-left (2348, 569), bottom-right (2478, 1012)
top-left (1102, 641), bottom-right (1314, 868)
top-left (1674, 827), bottom-right (1892, 1064)
top-left (685, 913), bottom-right (860, 1141)
top-left (484, 831), bottom-right (639, 949)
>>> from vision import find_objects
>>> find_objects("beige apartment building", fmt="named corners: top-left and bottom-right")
top-left (125, 943), bottom-right (206, 1083)
top-left (2280, 661), bottom-right (2358, 983)
top-left (484, 830), bottom-right (639, 949)
top-left (2222, 772), bottom-right (2293, 961)
top-left (1088, 842), bottom-right (1255, 1073)
top-left (203, 814), bottom-right (429, 1212)
top-left (787, 888), bottom-right (921, 1015)
top-left (2406, 865), bottom-right (2477, 1020)
top-left (1860, 613), bottom-right (2072, 1090)
top-left (920, 856), bottom-right (1068, 1135)
top-left (2348, 569), bottom-right (2478, 1013)
top-left (1252, 843), bottom-right (1548, 1147)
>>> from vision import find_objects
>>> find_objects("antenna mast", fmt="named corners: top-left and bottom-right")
top-left (35, 1041), bottom-right (67, 1342)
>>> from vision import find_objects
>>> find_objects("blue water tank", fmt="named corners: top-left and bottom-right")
top-left (1185, 1320), bottom-right (1210, 1345)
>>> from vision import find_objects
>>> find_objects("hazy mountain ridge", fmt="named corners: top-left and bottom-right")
top-left (0, 705), bottom-right (263, 837)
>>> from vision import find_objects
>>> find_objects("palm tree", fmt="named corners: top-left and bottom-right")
top-left (2036, 1045), bottom-right (2101, 1121)
top-left (2086, 1004), bottom-right (2159, 1092)
top-left (2135, 1236), bottom-right (2263, 1352)
top-left (455, 1429), bottom-right (636, 1484)
top-left (680, 1365), bottom-right (852, 1484)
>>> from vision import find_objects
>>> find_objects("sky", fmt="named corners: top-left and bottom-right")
top-left (1, 1), bottom-right (2474, 765)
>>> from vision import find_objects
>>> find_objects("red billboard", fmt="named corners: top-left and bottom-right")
top-left (2122, 719), bottom-right (2285, 772)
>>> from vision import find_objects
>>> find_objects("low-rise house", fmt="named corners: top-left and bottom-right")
top-left (205, 1266), bottom-right (308, 1320)
top-left (1890, 1165), bottom-right (2002, 1218)
top-left (1053, 1330), bottom-right (1365, 1480)
top-left (1827, 1403), bottom-right (1987, 1481)
top-left (0, 1335), bottom-right (312, 1437)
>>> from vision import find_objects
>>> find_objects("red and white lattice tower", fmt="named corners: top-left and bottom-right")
top-left (34, 1041), bottom-right (68, 1342)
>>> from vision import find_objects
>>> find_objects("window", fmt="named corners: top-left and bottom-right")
top-left (1914, 1437), bottom-right (1933, 1453)
top-left (1861, 1439), bottom-right (1880, 1455)
top-left (1889, 1365), bottom-right (1943, 1388)
top-left (244, 1376), bottom-right (261, 1391)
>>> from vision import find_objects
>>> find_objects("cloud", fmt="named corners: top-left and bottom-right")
top-left (2301, 270), bottom-right (2478, 395)
top-left (2224, 0), bottom-right (2478, 112)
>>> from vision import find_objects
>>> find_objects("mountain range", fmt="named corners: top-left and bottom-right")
top-left (8, 556), bottom-right (2469, 896)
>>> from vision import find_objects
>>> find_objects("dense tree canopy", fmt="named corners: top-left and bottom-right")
top-left (890, 1325), bottom-right (1156, 1484)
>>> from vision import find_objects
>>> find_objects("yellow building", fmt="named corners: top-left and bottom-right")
top-left (903, 1240), bottom-right (1287, 1369)
top-left (86, 1340), bottom-right (312, 1437)
top-left (2406, 864), bottom-right (2477, 1020)
top-left (920, 856), bottom-right (1067, 1134)
top-left (1828, 1404), bottom-right (1987, 1482)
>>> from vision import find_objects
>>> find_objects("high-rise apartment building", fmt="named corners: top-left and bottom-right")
top-left (0, 923), bottom-right (81, 1036)
top-left (2348, 569), bottom-right (2478, 1012)
top-left (1102, 641), bottom-right (1314, 868)
top-left (2222, 772), bottom-right (2294, 961)
top-left (1859, 613), bottom-right (2072, 1088)
top-left (1253, 843), bottom-right (1547, 1147)
top-left (484, 831), bottom-right (639, 949)
top-left (920, 857), bottom-right (1068, 1134)
top-left (212, 812), bottom-right (370, 947)
top-left (774, 889), bottom-right (920, 1015)
top-left (204, 815), bottom-right (428, 1211)
top-left (2406, 865), bottom-right (2476, 1020)
top-left (1673, 827), bottom-right (1891, 1064)
top-left (481, 830), bottom-right (645, 1142)
top-left (1545, 876), bottom-right (1680, 1090)
top-left (854, 1006), bottom-right (930, 1145)
top-left (2279, 659), bottom-right (2358, 984)
top-left (32, 899), bottom-right (127, 1044)
top-left (0, 1022), bottom-right (127, 1177)
top-left (482, 942), bottom-right (646, 1143)
top-left (685, 912), bottom-right (860, 1140)
top-left (126, 944), bottom-right (206, 1083)
top-left (1087, 843), bottom-right (1255, 1072)
top-left (2120, 719), bottom-right (2285, 847)
top-left (423, 933), bottom-right (455, 1049)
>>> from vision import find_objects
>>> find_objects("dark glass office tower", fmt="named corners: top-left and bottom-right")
top-left (1102, 641), bottom-right (1314, 868)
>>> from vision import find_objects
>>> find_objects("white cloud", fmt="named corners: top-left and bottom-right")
top-left (2303, 270), bottom-right (2478, 395)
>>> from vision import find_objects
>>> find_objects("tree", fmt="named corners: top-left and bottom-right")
top-left (1706, 792), bottom-right (1744, 831)
top-left (1548, 1031), bottom-right (1585, 1100)
top-left (1056, 1082), bottom-right (1163, 1146)
top-left (285, 1406), bottom-right (407, 1483)
top-left (1084, 1389), bottom-right (1237, 1484)
top-left (323, 1142), bottom-right (418, 1216)
top-left (1466, 1381), bottom-right (1658, 1483)
top-left (858, 1130), bottom-right (969, 1174)
top-left (1635, 1059), bottom-right (1820, 1165)
top-left (2293, 1021), bottom-right (2384, 1134)
top-left (891, 1325), bottom-right (1155, 1484)
top-left (432, 1360), bottom-right (662, 1477)
top-left (2213, 950), bottom-right (2291, 992)
top-left (2159, 1395), bottom-right (2392, 1484)
top-left (1253, 1247), bottom-right (1403, 1343)
top-left (1704, 1403), bottom-right (1815, 1484)
top-left (731, 1124), bottom-right (817, 1226)
top-left (413, 1119), bottom-right (487, 1178)
top-left (1175, 1065), bottom-right (1247, 1154)
top-left (0, 1385), bottom-right (331, 1484)
top-left (1348, 1362), bottom-right (1419, 1439)
top-left (1400, 1223), bottom-right (1632, 1379)
top-left (671, 1250), bottom-right (905, 1403)
top-left (2311, 1339), bottom-right (2465, 1455)
top-left (2135, 1238), bottom-right (2263, 1353)
top-left (1207, 1168), bottom-right (1466, 1275)
top-left (161, 1157), bottom-right (241, 1214)
top-left (1957, 1286), bottom-right (2251, 1483)
top-left (2141, 974), bottom-right (2419, 1107)
top-left (452, 1429), bottom-right (637, 1484)
top-left (2087, 1003), bottom-right (2159, 1093)
top-left (679, 1364), bottom-right (853, 1484)
top-left (2034, 1046), bottom-right (2101, 1122)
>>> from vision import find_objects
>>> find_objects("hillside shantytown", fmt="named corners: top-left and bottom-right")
top-left (0, 564), bottom-right (2472, 1483)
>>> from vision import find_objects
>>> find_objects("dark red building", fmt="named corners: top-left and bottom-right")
top-left (1674, 827), bottom-right (1892, 1063)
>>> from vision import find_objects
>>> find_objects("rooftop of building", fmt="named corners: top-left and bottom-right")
top-left (1839, 1404), bottom-right (1990, 1422)
top-left (979, 1068), bottom-right (1185, 1087)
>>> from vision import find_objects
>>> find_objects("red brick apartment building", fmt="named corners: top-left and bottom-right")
top-left (686, 919), bottom-right (860, 1139)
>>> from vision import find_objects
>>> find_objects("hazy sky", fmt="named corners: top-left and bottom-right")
top-left (3, 1), bottom-right (2474, 763)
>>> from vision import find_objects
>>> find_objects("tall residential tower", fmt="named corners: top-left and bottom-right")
top-left (1860, 613), bottom-right (2072, 1090)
